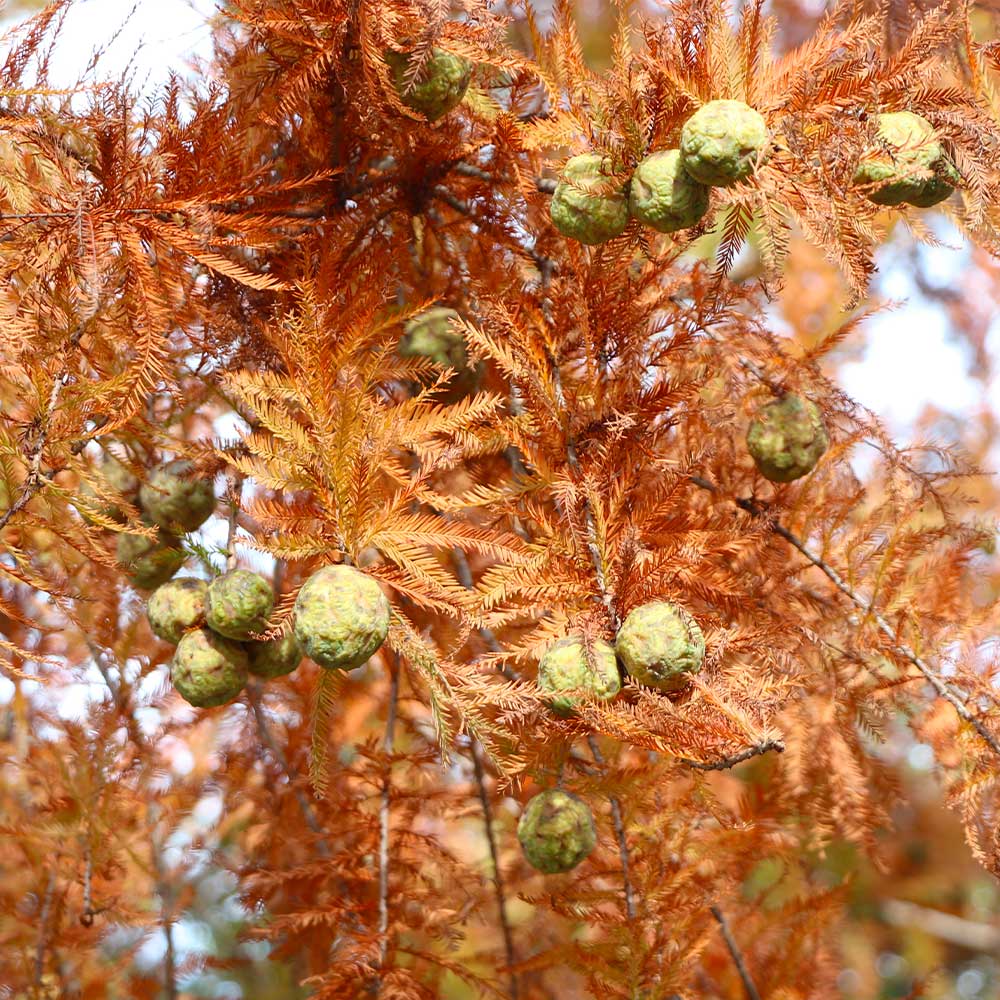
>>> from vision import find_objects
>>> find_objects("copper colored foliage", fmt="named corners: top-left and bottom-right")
top-left (2, 0), bottom-right (1000, 998)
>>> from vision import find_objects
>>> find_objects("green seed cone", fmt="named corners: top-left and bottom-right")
top-left (293, 564), bottom-right (391, 671)
top-left (679, 100), bottom-right (769, 187)
top-left (550, 153), bottom-right (630, 245)
top-left (537, 636), bottom-right (620, 716)
top-left (628, 149), bottom-right (709, 233)
top-left (853, 111), bottom-right (958, 208)
top-left (398, 307), bottom-right (483, 399)
top-left (386, 47), bottom-right (472, 121)
top-left (80, 453), bottom-right (141, 525)
top-left (746, 394), bottom-right (829, 483)
top-left (171, 627), bottom-right (248, 708)
top-left (205, 570), bottom-right (274, 640)
top-left (117, 525), bottom-right (186, 591)
top-left (139, 460), bottom-right (216, 534)
top-left (147, 577), bottom-right (207, 644)
top-left (246, 630), bottom-right (303, 679)
top-left (517, 789), bottom-right (597, 874)
top-left (616, 601), bottom-right (705, 693)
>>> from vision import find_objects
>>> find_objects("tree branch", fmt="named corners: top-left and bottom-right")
top-left (587, 735), bottom-right (636, 920)
top-left (246, 681), bottom-right (328, 852)
top-left (710, 905), bottom-right (761, 1000)
top-left (470, 739), bottom-right (520, 999)
top-left (675, 737), bottom-right (785, 772)
top-left (377, 661), bottom-right (401, 973)
top-left (690, 475), bottom-right (1000, 759)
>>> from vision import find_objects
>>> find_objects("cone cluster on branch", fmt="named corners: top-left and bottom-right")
top-left (148, 569), bottom-right (303, 708)
top-left (550, 100), bottom-right (960, 246)
top-left (81, 456), bottom-right (214, 591)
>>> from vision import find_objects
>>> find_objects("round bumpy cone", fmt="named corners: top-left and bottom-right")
top-left (147, 577), bottom-right (207, 644)
top-left (517, 789), bottom-right (597, 874)
top-left (247, 630), bottom-right (303, 679)
top-left (398, 307), bottom-right (482, 398)
top-left (537, 636), bottom-right (620, 716)
top-left (549, 153), bottom-right (630, 245)
top-left (616, 601), bottom-right (705, 693)
top-left (139, 460), bottom-right (215, 534)
top-left (628, 150), bottom-right (710, 233)
top-left (293, 564), bottom-right (391, 671)
top-left (205, 570), bottom-right (274, 640)
top-left (386, 47), bottom-right (472, 121)
top-left (171, 627), bottom-right (248, 708)
top-left (853, 111), bottom-right (959, 207)
top-left (117, 526), bottom-right (186, 591)
top-left (81, 453), bottom-right (140, 524)
top-left (746, 394), bottom-right (829, 483)
top-left (679, 100), bottom-right (769, 187)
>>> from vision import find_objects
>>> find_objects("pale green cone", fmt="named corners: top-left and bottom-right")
top-left (147, 577), bottom-right (207, 644)
top-left (139, 460), bottom-right (216, 534)
top-left (853, 111), bottom-right (959, 208)
top-left (550, 153), bottom-right (630, 245)
top-left (746, 394), bottom-right (828, 483)
top-left (247, 630), bottom-right (303, 679)
top-left (680, 100), bottom-right (769, 187)
top-left (398, 307), bottom-right (483, 399)
top-left (629, 150), bottom-right (709, 232)
top-left (537, 636), bottom-right (620, 716)
top-left (117, 524), bottom-right (186, 591)
top-left (293, 564), bottom-right (391, 671)
top-left (517, 789), bottom-right (597, 874)
top-left (616, 600), bottom-right (705, 693)
top-left (386, 47), bottom-right (472, 121)
top-left (171, 627), bottom-right (248, 708)
top-left (205, 570), bottom-right (274, 640)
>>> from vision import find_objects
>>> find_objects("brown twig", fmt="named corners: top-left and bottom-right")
top-left (676, 737), bottom-right (785, 772)
top-left (225, 473), bottom-right (244, 571)
top-left (690, 475), bottom-right (1000, 759)
top-left (0, 373), bottom-right (71, 533)
top-left (587, 735), bottom-right (636, 920)
top-left (246, 682), bottom-right (328, 852)
top-left (377, 661), bottom-right (401, 972)
top-left (33, 867), bottom-right (57, 988)
top-left (710, 905), bottom-right (762, 1000)
top-left (470, 739), bottom-right (520, 999)
top-left (432, 184), bottom-right (554, 276)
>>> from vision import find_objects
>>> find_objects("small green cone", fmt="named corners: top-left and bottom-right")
top-left (247, 630), bottom-right (303, 680)
top-left (629, 149), bottom-right (709, 233)
top-left (205, 570), bottom-right (274, 640)
top-left (171, 627), bottom-right (249, 708)
top-left (293, 564), bottom-right (391, 671)
top-left (147, 577), bottom-right (207, 644)
top-left (117, 524), bottom-right (186, 591)
top-left (616, 600), bottom-right (705, 693)
top-left (385, 47), bottom-right (472, 121)
top-left (139, 460), bottom-right (216, 534)
top-left (549, 153), bottom-right (630, 245)
top-left (679, 100), bottom-right (769, 187)
top-left (537, 636), bottom-right (620, 716)
top-left (517, 789), bottom-right (597, 874)
top-left (746, 394), bottom-right (829, 483)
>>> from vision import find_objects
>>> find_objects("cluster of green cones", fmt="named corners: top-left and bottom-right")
top-left (148, 563), bottom-right (391, 710)
top-left (522, 392), bottom-right (833, 875)
top-left (79, 455), bottom-right (216, 591)
top-left (549, 101), bottom-right (960, 246)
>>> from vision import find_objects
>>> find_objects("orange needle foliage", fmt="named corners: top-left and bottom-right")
top-left (1, 0), bottom-right (1000, 997)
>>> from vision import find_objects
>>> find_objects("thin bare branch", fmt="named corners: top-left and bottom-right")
top-left (711, 905), bottom-right (762, 1000)
top-left (690, 475), bottom-right (1000, 759)
top-left (470, 738), bottom-right (520, 998)
top-left (587, 735), bottom-right (636, 920)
